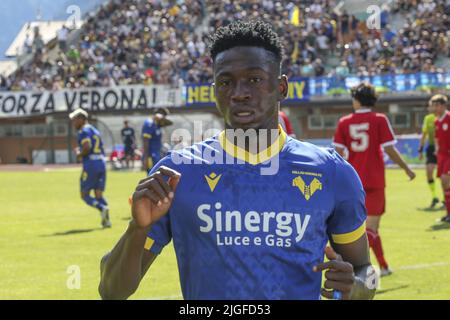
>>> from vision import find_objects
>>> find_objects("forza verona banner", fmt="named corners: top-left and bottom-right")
top-left (0, 84), bottom-right (182, 118)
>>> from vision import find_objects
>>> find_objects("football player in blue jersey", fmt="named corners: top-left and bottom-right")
top-left (141, 108), bottom-right (171, 173)
top-left (99, 21), bottom-right (377, 300)
top-left (70, 108), bottom-right (111, 228)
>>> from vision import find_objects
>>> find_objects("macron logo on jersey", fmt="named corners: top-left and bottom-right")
top-left (197, 202), bottom-right (311, 248)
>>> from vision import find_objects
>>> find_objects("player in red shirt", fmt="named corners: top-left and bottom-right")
top-left (432, 94), bottom-right (450, 222)
top-left (333, 83), bottom-right (415, 276)
top-left (278, 110), bottom-right (296, 138)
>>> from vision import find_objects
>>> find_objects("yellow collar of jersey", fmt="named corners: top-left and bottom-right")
top-left (218, 125), bottom-right (287, 165)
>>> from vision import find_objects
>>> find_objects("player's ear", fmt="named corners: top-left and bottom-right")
top-left (277, 75), bottom-right (288, 101)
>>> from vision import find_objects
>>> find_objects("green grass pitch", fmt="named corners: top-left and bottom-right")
top-left (0, 168), bottom-right (449, 300)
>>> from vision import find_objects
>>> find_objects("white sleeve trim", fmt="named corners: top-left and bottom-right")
top-left (381, 140), bottom-right (397, 148)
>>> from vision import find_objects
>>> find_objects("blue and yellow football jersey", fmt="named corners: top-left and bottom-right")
top-left (142, 119), bottom-right (163, 168)
top-left (78, 124), bottom-right (106, 192)
top-left (145, 126), bottom-right (366, 300)
top-left (78, 124), bottom-right (105, 163)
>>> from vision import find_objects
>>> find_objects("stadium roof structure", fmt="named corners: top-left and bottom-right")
top-left (0, 60), bottom-right (17, 77)
top-left (5, 20), bottom-right (83, 58)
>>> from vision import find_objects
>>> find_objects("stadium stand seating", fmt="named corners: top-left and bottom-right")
top-left (1, 0), bottom-right (448, 92)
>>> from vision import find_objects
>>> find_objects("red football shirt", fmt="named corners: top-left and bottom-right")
top-left (435, 111), bottom-right (450, 157)
top-left (333, 109), bottom-right (396, 189)
top-left (279, 111), bottom-right (295, 136)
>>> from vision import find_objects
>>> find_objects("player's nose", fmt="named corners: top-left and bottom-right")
top-left (230, 80), bottom-right (251, 102)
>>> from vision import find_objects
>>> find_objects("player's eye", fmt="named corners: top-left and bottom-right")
top-left (249, 77), bottom-right (262, 84)
top-left (218, 79), bottom-right (231, 87)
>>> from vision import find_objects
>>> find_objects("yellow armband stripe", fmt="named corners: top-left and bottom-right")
top-left (81, 138), bottom-right (91, 146)
top-left (331, 221), bottom-right (366, 244)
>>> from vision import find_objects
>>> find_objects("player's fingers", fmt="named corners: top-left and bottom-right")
top-left (153, 172), bottom-right (173, 198)
top-left (324, 280), bottom-right (353, 294)
top-left (136, 174), bottom-right (155, 190)
top-left (138, 175), bottom-right (154, 184)
top-left (314, 260), bottom-right (353, 272)
top-left (325, 246), bottom-right (342, 261)
top-left (136, 177), bottom-right (153, 189)
top-left (147, 179), bottom-right (169, 203)
top-left (168, 174), bottom-right (181, 194)
top-left (133, 189), bottom-right (160, 206)
top-left (324, 270), bottom-right (355, 283)
top-left (158, 166), bottom-right (181, 178)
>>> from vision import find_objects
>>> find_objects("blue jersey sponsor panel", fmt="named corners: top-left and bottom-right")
top-left (145, 129), bottom-right (366, 299)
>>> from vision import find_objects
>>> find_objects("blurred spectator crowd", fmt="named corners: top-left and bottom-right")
top-left (1, 0), bottom-right (449, 92)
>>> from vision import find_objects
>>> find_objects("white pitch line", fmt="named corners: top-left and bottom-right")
top-left (397, 261), bottom-right (450, 271)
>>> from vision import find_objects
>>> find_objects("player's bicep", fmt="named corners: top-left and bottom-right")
top-left (331, 233), bottom-right (370, 268)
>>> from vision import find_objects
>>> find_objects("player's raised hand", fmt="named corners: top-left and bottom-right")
top-left (313, 246), bottom-right (355, 300)
top-left (131, 166), bottom-right (181, 229)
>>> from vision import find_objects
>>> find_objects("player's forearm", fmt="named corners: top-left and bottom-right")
top-left (384, 146), bottom-right (409, 171)
top-left (99, 220), bottom-right (149, 299)
top-left (143, 143), bottom-right (149, 165)
top-left (419, 134), bottom-right (426, 150)
top-left (350, 264), bottom-right (377, 300)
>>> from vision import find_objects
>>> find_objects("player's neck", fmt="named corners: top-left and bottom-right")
top-left (354, 107), bottom-right (372, 113)
top-left (223, 124), bottom-right (282, 154)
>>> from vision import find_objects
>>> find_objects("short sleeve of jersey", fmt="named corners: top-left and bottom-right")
top-left (144, 157), bottom-right (173, 255)
top-left (332, 119), bottom-right (347, 149)
top-left (142, 121), bottom-right (155, 140)
top-left (327, 151), bottom-right (367, 244)
top-left (378, 115), bottom-right (396, 147)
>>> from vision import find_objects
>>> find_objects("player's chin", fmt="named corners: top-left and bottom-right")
top-left (228, 118), bottom-right (264, 131)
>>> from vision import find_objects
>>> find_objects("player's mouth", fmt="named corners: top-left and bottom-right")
top-left (231, 109), bottom-right (256, 124)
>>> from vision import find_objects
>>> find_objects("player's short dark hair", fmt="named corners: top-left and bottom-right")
top-left (350, 82), bottom-right (378, 107)
top-left (430, 94), bottom-right (448, 106)
top-left (209, 20), bottom-right (284, 63)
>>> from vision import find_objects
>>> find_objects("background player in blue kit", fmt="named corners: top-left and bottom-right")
top-left (99, 21), bottom-right (377, 300)
top-left (121, 120), bottom-right (136, 169)
top-left (141, 108), bottom-right (171, 172)
top-left (70, 109), bottom-right (111, 228)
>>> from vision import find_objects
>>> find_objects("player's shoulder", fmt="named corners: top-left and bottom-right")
top-left (284, 137), bottom-right (347, 168)
top-left (445, 112), bottom-right (450, 123)
top-left (80, 124), bottom-right (94, 134)
top-left (143, 118), bottom-right (154, 127)
top-left (151, 135), bottom-right (221, 171)
top-left (372, 112), bottom-right (390, 122)
top-left (337, 113), bottom-right (354, 124)
top-left (424, 113), bottom-right (435, 121)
